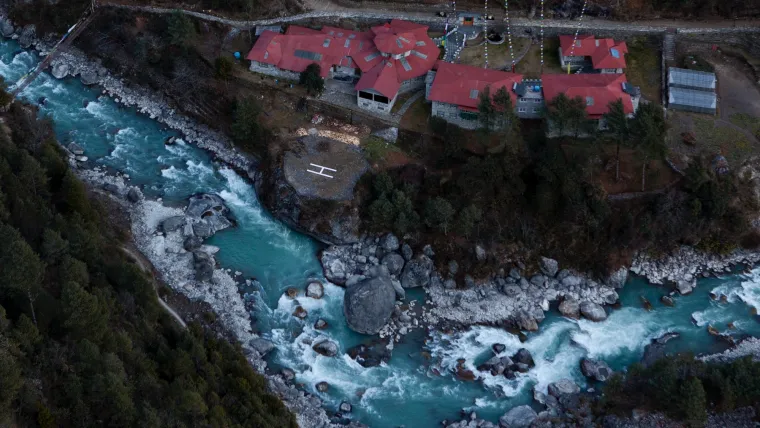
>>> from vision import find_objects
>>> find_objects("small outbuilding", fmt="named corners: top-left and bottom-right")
top-left (667, 67), bottom-right (717, 115)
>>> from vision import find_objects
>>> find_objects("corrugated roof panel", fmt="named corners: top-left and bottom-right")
top-left (668, 67), bottom-right (716, 90)
top-left (399, 56), bottom-right (412, 71)
top-left (669, 87), bottom-right (717, 109)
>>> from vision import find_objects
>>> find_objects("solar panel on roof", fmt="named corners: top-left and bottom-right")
top-left (669, 87), bottom-right (716, 109)
top-left (586, 96), bottom-right (594, 106)
top-left (364, 52), bottom-right (380, 62)
top-left (610, 48), bottom-right (620, 58)
top-left (344, 39), bottom-right (351, 48)
top-left (470, 89), bottom-right (479, 99)
top-left (349, 34), bottom-right (356, 39)
top-left (264, 52), bottom-right (269, 59)
top-left (399, 36), bottom-right (410, 44)
top-left (668, 67), bottom-right (716, 91)
top-left (396, 39), bottom-right (404, 49)
top-left (399, 57), bottom-right (412, 71)
top-left (411, 50), bottom-right (428, 59)
top-left (294, 50), bottom-right (323, 61)
top-left (416, 40), bottom-right (426, 46)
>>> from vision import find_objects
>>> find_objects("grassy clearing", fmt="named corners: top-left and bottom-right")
top-left (729, 113), bottom-right (760, 138)
top-left (361, 135), bottom-right (403, 164)
top-left (458, 38), bottom-right (530, 69)
top-left (515, 39), bottom-right (563, 78)
top-left (692, 116), bottom-right (753, 163)
top-left (391, 91), bottom-right (415, 114)
top-left (400, 98), bottom-right (432, 133)
top-left (625, 37), bottom-right (662, 104)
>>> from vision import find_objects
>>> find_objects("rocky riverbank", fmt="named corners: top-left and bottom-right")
top-left (322, 234), bottom-right (624, 338)
top-left (0, 19), bottom-right (353, 426)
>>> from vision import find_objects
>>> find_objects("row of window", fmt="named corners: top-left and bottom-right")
top-left (517, 107), bottom-right (542, 114)
top-left (518, 97), bottom-right (542, 103)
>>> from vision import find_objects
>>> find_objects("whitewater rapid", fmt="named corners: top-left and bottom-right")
top-left (4, 39), bottom-right (760, 427)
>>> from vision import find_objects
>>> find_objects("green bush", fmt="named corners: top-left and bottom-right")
top-left (299, 63), bottom-right (325, 96)
top-left (215, 56), bottom-right (235, 80)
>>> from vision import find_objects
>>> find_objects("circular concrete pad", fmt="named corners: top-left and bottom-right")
top-left (283, 135), bottom-right (369, 201)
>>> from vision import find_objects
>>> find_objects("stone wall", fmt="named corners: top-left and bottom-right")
top-left (357, 90), bottom-right (396, 114)
top-left (431, 101), bottom-right (479, 129)
top-left (250, 61), bottom-right (301, 81)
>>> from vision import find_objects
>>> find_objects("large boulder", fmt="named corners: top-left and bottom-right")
top-left (343, 267), bottom-right (396, 334)
top-left (67, 142), bottom-right (84, 155)
top-left (580, 301), bottom-right (607, 321)
top-left (192, 251), bottom-right (214, 282)
top-left (677, 279), bottom-right (695, 295)
top-left (52, 62), bottom-right (70, 79)
top-left (127, 187), bottom-right (141, 203)
top-left (381, 252), bottom-right (405, 275)
top-left (580, 358), bottom-right (612, 382)
top-left (540, 257), bottom-right (559, 277)
top-left (607, 267), bottom-right (628, 288)
top-left (79, 69), bottom-right (98, 86)
top-left (0, 18), bottom-right (14, 38)
top-left (184, 236), bottom-right (203, 251)
top-left (547, 378), bottom-right (580, 398)
top-left (306, 281), bottom-right (324, 299)
top-left (381, 233), bottom-right (400, 251)
top-left (312, 338), bottom-right (339, 357)
top-left (19, 24), bottom-right (35, 49)
top-left (400, 255), bottom-right (434, 288)
top-left (517, 311), bottom-right (538, 332)
top-left (162, 216), bottom-right (186, 233)
top-left (558, 298), bottom-right (580, 319)
top-left (347, 343), bottom-right (391, 367)
top-left (512, 348), bottom-right (534, 367)
top-left (249, 338), bottom-right (275, 356)
top-left (499, 405), bottom-right (537, 428)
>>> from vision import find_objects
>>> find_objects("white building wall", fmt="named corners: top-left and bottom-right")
top-left (357, 91), bottom-right (397, 115)
top-left (399, 75), bottom-right (426, 94)
top-left (249, 61), bottom-right (301, 81)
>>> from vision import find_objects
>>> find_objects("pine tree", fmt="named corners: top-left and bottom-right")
top-left (631, 102), bottom-right (667, 191)
top-left (424, 197), bottom-right (455, 234)
top-left (678, 377), bottom-right (707, 427)
top-left (492, 86), bottom-right (518, 133)
top-left (457, 204), bottom-right (482, 237)
top-left (299, 63), bottom-right (325, 96)
top-left (477, 86), bottom-right (496, 131)
top-left (603, 99), bottom-right (631, 182)
top-left (168, 10), bottom-right (196, 47)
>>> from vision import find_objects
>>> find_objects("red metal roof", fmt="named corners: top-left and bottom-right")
top-left (559, 35), bottom-right (628, 70)
top-left (246, 20), bottom-right (439, 99)
top-left (427, 61), bottom-right (524, 109)
top-left (541, 73), bottom-right (634, 119)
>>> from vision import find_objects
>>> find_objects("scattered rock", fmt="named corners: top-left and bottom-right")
top-left (640, 295), bottom-right (653, 311)
top-left (499, 405), bottom-right (537, 428)
top-left (517, 311), bottom-right (538, 331)
top-left (422, 244), bottom-right (435, 257)
top-left (286, 288), bottom-right (298, 299)
top-left (249, 338), bottom-right (275, 357)
top-left (347, 343), bottom-right (391, 367)
top-left (492, 343), bottom-right (506, 354)
top-left (381, 233), bottom-right (399, 251)
top-left (343, 267), bottom-right (396, 334)
top-left (400, 255), bottom-right (433, 288)
top-left (127, 187), bottom-right (141, 203)
top-left (339, 401), bottom-right (352, 413)
top-left (19, 24), bottom-right (35, 49)
top-left (455, 359), bottom-right (475, 381)
top-left (102, 183), bottom-right (119, 194)
top-left (580, 358), bottom-right (612, 382)
top-left (509, 267), bottom-right (522, 280)
top-left (512, 348), bottom-right (534, 368)
top-left (0, 18), bottom-right (14, 38)
top-left (161, 215), bottom-right (186, 233)
top-left (381, 252), bottom-right (405, 275)
top-left (607, 267), bottom-right (629, 288)
top-left (540, 257), bottom-right (559, 277)
top-left (677, 279), bottom-right (695, 295)
top-left (316, 381), bottom-right (329, 392)
top-left (448, 260), bottom-right (459, 276)
top-left (548, 378), bottom-right (580, 397)
top-left (661, 295), bottom-right (675, 307)
top-left (401, 243), bottom-right (413, 261)
top-left (79, 69), bottom-right (98, 86)
top-left (314, 318), bottom-right (328, 330)
top-left (580, 301), bottom-right (607, 321)
top-left (68, 142), bottom-right (84, 155)
top-left (475, 244), bottom-right (487, 262)
top-left (444, 279), bottom-right (457, 290)
top-left (192, 251), bottom-right (214, 282)
top-left (391, 279), bottom-right (405, 300)
top-left (503, 284), bottom-right (521, 297)
top-left (293, 306), bottom-right (308, 319)
top-left (182, 236), bottom-right (202, 252)
top-left (306, 281), bottom-right (324, 299)
top-left (281, 368), bottom-right (296, 382)
top-left (312, 339), bottom-right (339, 357)
top-left (530, 275), bottom-right (546, 287)
top-left (558, 298), bottom-right (580, 319)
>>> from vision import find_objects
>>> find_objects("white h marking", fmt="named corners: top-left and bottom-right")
top-left (307, 163), bottom-right (336, 179)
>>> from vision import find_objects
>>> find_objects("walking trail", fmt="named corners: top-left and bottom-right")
top-left (121, 245), bottom-right (188, 329)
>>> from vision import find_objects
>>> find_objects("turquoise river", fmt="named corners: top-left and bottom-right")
top-left (4, 40), bottom-right (760, 427)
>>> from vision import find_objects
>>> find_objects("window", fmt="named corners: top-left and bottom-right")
top-left (359, 91), bottom-right (373, 100)
top-left (375, 94), bottom-right (390, 104)
top-left (518, 107), bottom-right (527, 113)
top-left (349, 34), bottom-right (356, 39)
top-left (459, 111), bottom-right (478, 121)
top-left (399, 57), bottom-right (412, 71)
top-left (294, 50), bottom-right (323, 61)
top-left (416, 40), bottom-right (426, 46)
top-left (344, 39), bottom-right (351, 48)
top-left (532, 108), bottom-right (540, 113)
top-left (323, 38), bottom-right (331, 48)
top-left (364, 52), bottom-right (380, 62)
top-left (610, 48), bottom-right (620, 58)
top-left (586, 96), bottom-right (594, 106)
top-left (469, 89), bottom-right (479, 99)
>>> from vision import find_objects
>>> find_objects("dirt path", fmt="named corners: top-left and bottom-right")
top-left (121, 245), bottom-right (188, 329)
top-left (100, 1), bottom-right (760, 33)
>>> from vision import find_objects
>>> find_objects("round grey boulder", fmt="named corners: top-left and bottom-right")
top-left (343, 268), bottom-right (396, 334)
top-left (558, 298), bottom-right (580, 319)
top-left (306, 281), bottom-right (324, 299)
top-left (381, 252), bottom-right (405, 275)
top-left (161, 216), bottom-right (186, 233)
top-left (312, 339), bottom-right (339, 357)
top-left (249, 338), bottom-right (275, 357)
top-left (539, 256), bottom-right (559, 277)
top-left (580, 358), bottom-right (613, 382)
top-left (580, 301), bottom-right (607, 321)
top-left (400, 255), bottom-right (433, 288)
top-left (339, 401), bottom-right (352, 413)
top-left (316, 381), bottom-right (329, 392)
top-left (499, 405), bottom-right (537, 428)
top-left (547, 378), bottom-right (580, 398)
top-left (381, 233), bottom-right (400, 251)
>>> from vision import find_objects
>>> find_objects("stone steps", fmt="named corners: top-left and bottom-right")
top-left (663, 33), bottom-right (676, 61)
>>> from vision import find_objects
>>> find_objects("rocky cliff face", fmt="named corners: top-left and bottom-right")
top-left (254, 155), bottom-right (363, 246)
